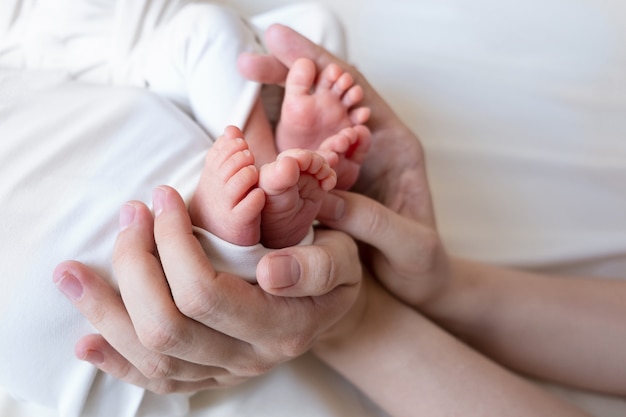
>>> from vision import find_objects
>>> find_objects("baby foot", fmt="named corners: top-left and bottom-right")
top-left (275, 58), bottom-right (370, 153)
top-left (258, 149), bottom-right (337, 249)
top-left (318, 125), bottom-right (372, 190)
top-left (189, 126), bottom-right (266, 246)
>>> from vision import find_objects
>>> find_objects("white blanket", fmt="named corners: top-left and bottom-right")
top-left (0, 70), bottom-right (208, 417)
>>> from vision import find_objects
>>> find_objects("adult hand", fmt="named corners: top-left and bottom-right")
top-left (239, 24), bottom-right (435, 225)
top-left (239, 23), bottom-right (449, 313)
top-left (318, 190), bottom-right (450, 307)
top-left (53, 186), bottom-right (361, 394)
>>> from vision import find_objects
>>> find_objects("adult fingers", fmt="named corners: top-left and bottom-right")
top-left (317, 190), bottom-right (431, 256)
top-left (149, 187), bottom-right (307, 363)
top-left (75, 334), bottom-right (243, 393)
top-left (263, 24), bottom-right (332, 73)
top-left (237, 51), bottom-right (289, 85)
top-left (255, 228), bottom-right (363, 350)
top-left (113, 190), bottom-right (257, 369)
top-left (152, 186), bottom-right (361, 360)
top-left (238, 24), bottom-right (350, 86)
top-left (149, 187), bottom-right (263, 339)
top-left (317, 190), bottom-right (442, 292)
top-left (256, 228), bottom-right (360, 297)
top-left (260, 24), bottom-right (378, 108)
top-left (53, 260), bottom-right (227, 384)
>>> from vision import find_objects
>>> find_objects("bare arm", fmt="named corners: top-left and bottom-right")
top-left (313, 274), bottom-right (591, 417)
top-left (421, 259), bottom-right (626, 395)
top-left (319, 190), bottom-right (626, 396)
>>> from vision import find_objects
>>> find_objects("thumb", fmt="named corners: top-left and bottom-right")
top-left (256, 229), bottom-right (360, 297)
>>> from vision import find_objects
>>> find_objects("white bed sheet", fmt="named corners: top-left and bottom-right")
top-left (2, 0), bottom-right (626, 416)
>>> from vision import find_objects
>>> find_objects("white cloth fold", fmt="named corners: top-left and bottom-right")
top-left (194, 226), bottom-right (314, 282)
top-left (0, 0), bottom-right (262, 140)
top-left (0, 71), bottom-right (206, 417)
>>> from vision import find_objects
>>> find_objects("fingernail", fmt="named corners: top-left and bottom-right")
top-left (153, 187), bottom-right (166, 216)
top-left (319, 193), bottom-right (346, 221)
top-left (78, 348), bottom-right (104, 365)
top-left (332, 195), bottom-right (346, 219)
top-left (268, 255), bottom-right (300, 289)
top-left (119, 203), bottom-right (136, 231)
top-left (53, 271), bottom-right (83, 301)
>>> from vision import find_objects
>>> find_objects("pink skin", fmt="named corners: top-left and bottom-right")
top-left (189, 126), bottom-right (265, 246)
top-left (190, 126), bottom-right (338, 249)
top-left (189, 59), bottom-right (371, 248)
top-left (259, 148), bottom-right (337, 249)
top-left (318, 125), bottom-right (371, 190)
top-left (276, 58), bottom-right (370, 154)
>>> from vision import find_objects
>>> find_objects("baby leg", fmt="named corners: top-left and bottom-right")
top-left (275, 57), bottom-right (370, 152)
top-left (189, 126), bottom-right (266, 246)
top-left (258, 149), bottom-right (337, 248)
top-left (318, 125), bottom-right (372, 190)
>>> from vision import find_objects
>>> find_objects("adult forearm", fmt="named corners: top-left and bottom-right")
top-left (313, 278), bottom-right (589, 417)
top-left (421, 258), bottom-right (626, 395)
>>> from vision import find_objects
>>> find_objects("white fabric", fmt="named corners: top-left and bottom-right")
top-left (0, 0), bottom-right (262, 140)
top-left (0, 72), bottom-right (207, 416)
top-left (194, 226), bottom-right (314, 281)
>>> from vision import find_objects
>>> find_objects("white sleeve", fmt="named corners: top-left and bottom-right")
top-left (193, 226), bottom-right (315, 282)
top-left (141, 2), bottom-right (264, 140)
top-left (0, 1), bottom-right (263, 142)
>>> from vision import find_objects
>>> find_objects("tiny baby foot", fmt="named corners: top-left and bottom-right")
top-left (189, 125), bottom-right (265, 246)
top-left (276, 57), bottom-right (370, 153)
top-left (318, 125), bottom-right (372, 190)
top-left (258, 149), bottom-right (337, 248)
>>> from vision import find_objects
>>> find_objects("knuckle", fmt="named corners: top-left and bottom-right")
top-left (137, 319), bottom-right (182, 354)
top-left (304, 247), bottom-right (335, 294)
top-left (322, 233), bottom-right (360, 289)
top-left (139, 353), bottom-right (174, 380)
top-left (236, 334), bottom-right (314, 379)
top-left (310, 231), bottom-right (361, 290)
top-left (83, 303), bottom-right (109, 328)
top-left (175, 282), bottom-right (223, 322)
top-left (363, 203), bottom-right (390, 238)
top-left (274, 331), bottom-right (314, 359)
top-left (112, 242), bottom-right (140, 273)
top-left (280, 339), bottom-right (312, 359)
